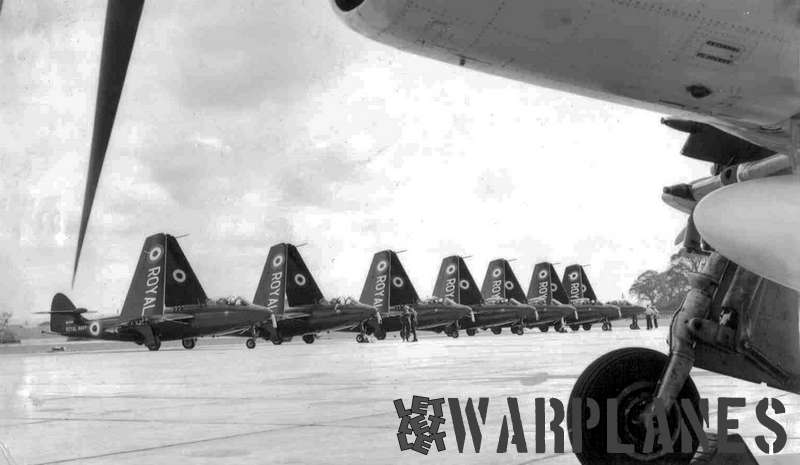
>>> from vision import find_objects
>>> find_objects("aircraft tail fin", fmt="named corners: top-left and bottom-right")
top-left (285, 244), bottom-right (325, 306)
top-left (48, 293), bottom-right (87, 333)
top-left (163, 234), bottom-right (207, 308)
top-left (482, 258), bottom-right (526, 302)
top-left (529, 262), bottom-right (570, 304)
top-left (253, 243), bottom-right (288, 313)
top-left (120, 233), bottom-right (207, 322)
top-left (433, 256), bottom-right (481, 305)
top-left (360, 250), bottom-right (420, 312)
top-left (578, 266), bottom-right (599, 302)
top-left (564, 264), bottom-right (594, 302)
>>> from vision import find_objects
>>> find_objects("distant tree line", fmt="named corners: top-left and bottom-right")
top-left (629, 251), bottom-right (706, 314)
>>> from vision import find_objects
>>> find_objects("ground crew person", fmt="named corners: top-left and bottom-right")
top-left (645, 304), bottom-right (656, 330)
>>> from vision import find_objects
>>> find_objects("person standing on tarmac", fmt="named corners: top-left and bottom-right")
top-left (400, 308), bottom-right (409, 342)
top-left (408, 306), bottom-right (418, 342)
top-left (652, 306), bottom-right (659, 328)
top-left (645, 304), bottom-right (656, 330)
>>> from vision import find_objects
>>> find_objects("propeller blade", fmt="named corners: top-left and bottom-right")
top-left (694, 175), bottom-right (800, 291)
top-left (73, 0), bottom-right (144, 286)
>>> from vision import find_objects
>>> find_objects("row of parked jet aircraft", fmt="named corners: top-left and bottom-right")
top-left (44, 234), bottom-right (645, 350)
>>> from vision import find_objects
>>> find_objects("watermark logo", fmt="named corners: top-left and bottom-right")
top-left (394, 396), bottom-right (447, 455)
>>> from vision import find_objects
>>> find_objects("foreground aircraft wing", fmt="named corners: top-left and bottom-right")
top-left (278, 311), bottom-right (312, 320)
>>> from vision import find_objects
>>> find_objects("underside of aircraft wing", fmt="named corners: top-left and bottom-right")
top-left (279, 311), bottom-right (312, 320)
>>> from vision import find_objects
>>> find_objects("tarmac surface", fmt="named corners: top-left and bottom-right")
top-left (1, 325), bottom-right (798, 464)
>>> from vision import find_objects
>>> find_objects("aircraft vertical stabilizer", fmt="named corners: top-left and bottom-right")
top-left (360, 250), bottom-right (420, 312)
top-left (433, 256), bottom-right (481, 305)
top-left (164, 235), bottom-right (207, 308)
top-left (564, 264), bottom-right (588, 303)
top-left (254, 243), bottom-right (288, 313)
top-left (285, 244), bottom-right (325, 306)
top-left (120, 233), bottom-right (168, 321)
top-left (529, 262), bottom-right (570, 304)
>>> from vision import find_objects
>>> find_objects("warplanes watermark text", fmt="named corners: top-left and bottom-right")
top-left (394, 395), bottom-right (787, 455)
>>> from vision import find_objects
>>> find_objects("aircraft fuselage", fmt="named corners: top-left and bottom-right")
top-left (333, 0), bottom-right (800, 153)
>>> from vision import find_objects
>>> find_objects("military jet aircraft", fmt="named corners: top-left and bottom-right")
top-left (562, 264), bottom-right (627, 331)
top-left (480, 258), bottom-right (566, 332)
top-left (45, 233), bottom-right (275, 351)
top-left (358, 250), bottom-right (474, 340)
top-left (242, 243), bottom-right (378, 346)
top-left (564, 264), bottom-right (645, 329)
top-left (334, 2), bottom-right (800, 462)
top-left (433, 256), bottom-right (525, 336)
top-left (525, 262), bottom-right (578, 333)
top-left (528, 261), bottom-right (608, 332)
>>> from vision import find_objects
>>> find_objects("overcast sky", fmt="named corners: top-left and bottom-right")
top-left (0, 1), bottom-right (708, 323)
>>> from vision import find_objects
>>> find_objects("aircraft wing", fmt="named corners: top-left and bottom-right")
top-left (278, 311), bottom-right (312, 320)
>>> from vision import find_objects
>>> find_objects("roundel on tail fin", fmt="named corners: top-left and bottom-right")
top-left (377, 260), bottom-right (388, 272)
top-left (492, 268), bottom-right (502, 278)
top-left (392, 276), bottom-right (404, 288)
top-left (294, 274), bottom-right (307, 286)
top-left (551, 283), bottom-right (558, 292)
top-left (172, 269), bottom-right (186, 283)
top-left (538, 269), bottom-right (548, 279)
top-left (568, 271), bottom-right (579, 281)
top-left (446, 264), bottom-right (457, 275)
top-left (459, 279), bottom-right (469, 290)
top-left (505, 281), bottom-right (514, 290)
top-left (272, 254), bottom-right (285, 268)
top-left (148, 246), bottom-right (163, 262)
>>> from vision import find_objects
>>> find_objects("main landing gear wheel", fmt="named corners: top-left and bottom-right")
top-left (512, 325), bottom-right (524, 336)
top-left (374, 328), bottom-right (387, 340)
top-left (602, 322), bottom-right (612, 331)
top-left (570, 324), bottom-right (580, 332)
top-left (271, 338), bottom-right (283, 345)
top-left (146, 339), bottom-right (161, 351)
top-left (181, 338), bottom-right (196, 350)
top-left (356, 334), bottom-right (366, 343)
top-left (491, 327), bottom-right (502, 335)
top-left (554, 320), bottom-right (567, 333)
top-left (302, 334), bottom-right (315, 344)
top-left (568, 348), bottom-right (700, 465)
top-left (246, 338), bottom-right (256, 349)
top-left (582, 324), bottom-right (592, 331)
top-left (450, 330), bottom-right (459, 338)
top-left (539, 325), bottom-right (550, 332)
top-left (466, 328), bottom-right (477, 336)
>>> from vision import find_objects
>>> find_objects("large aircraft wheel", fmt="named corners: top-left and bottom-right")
top-left (181, 338), bottom-right (196, 350)
top-left (302, 334), bottom-right (315, 344)
top-left (568, 348), bottom-right (700, 465)
top-left (146, 339), bottom-right (161, 351)
top-left (271, 338), bottom-right (283, 345)
top-left (602, 322), bottom-right (612, 331)
top-left (582, 324), bottom-right (592, 331)
top-left (466, 328), bottom-right (477, 336)
top-left (450, 330), bottom-right (459, 338)
top-left (630, 322), bottom-right (640, 330)
top-left (512, 325), bottom-right (524, 336)
top-left (246, 338), bottom-right (256, 349)
top-left (539, 326), bottom-right (549, 332)
top-left (356, 334), bottom-right (366, 343)
top-left (491, 327), bottom-right (502, 335)
top-left (375, 330), bottom-right (387, 341)
top-left (570, 324), bottom-right (580, 332)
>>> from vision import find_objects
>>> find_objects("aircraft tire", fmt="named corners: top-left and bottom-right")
top-left (466, 328), bottom-right (477, 336)
top-left (271, 338), bottom-right (283, 345)
top-left (450, 330), bottom-right (459, 338)
top-left (302, 334), bottom-right (315, 344)
top-left (513, 325), bottom-right (524, 335)
top-left (375, 329), bottom-right (387, 340)
top-left (582, 324), bottom-right (592, 331)
top-left (569, 325), bottom-right (580, 332)
top-left (182, 338), bottom-right (196, 350)
top-left (568, 348), bottom-right (700, 465)
top-left (146, 339), bottom-right (161, 351)
top-left (356, 334), bottom-right (365, 343)
top-left (539, 326), bottom-right (549, 332)
top-left (602, 322), bottom-right (612, 331)
top-left (630, 323), bottom-right (640, 330)
top-left (246, 338), bottom-right (256, 349)
top-left (490, 327), bottom-right (502, 335)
